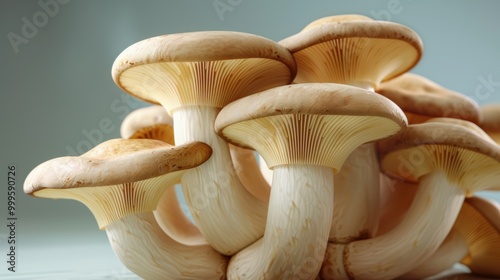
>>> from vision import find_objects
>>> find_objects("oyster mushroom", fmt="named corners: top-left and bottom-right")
top-left (112, 31), bottom-right (296, 254)
top-left (280, 14), bottom-right (423, 242)
top-left (215, 83), bottom-right (407, 279)
top-left (321, 121), bottom-right (500, 279)
top-left (403, 196), bottom-right (500, 279)
top-left (24, 139), bottom-right (227, 279)
top-left (377, 73), bottom-right (481, 125)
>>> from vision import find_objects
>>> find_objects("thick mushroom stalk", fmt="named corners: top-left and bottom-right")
top-left (280, 14), bottom-right (423, 242)
top-left (322, 171), bottom-right (465, 279)
top-left (112, 31), bottom-right (296, 255)
top-left (321, 121), bottom-right (500, 279)
top-left (107, 213), bottom-right (226, 280)
top-left (216, 83), bottom-right (407, 279)
top-left (24, 139), bottom-right (228, 279)
top-left (172, 106), bottom-right (269, 252)
top-left (401, 228), bottom-right (468, 279)
top-left (228, 165), bottom-right (333, 279)
top-left (403, 196), bottom-right (500, 279)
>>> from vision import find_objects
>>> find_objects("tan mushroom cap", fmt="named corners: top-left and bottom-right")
top-left (215, 83), bottom-right (406, 171)
top-left (426, 118), bottom-right (496, 145)
top-left (301, 14), bottom-right (373, 31)
top-left (378, 122), bottom-right (500, 193)
top-left (480, 105), bottom-right (500, 132)
top-left (456, 196), bottom-right (500, 277)
top-left (279, 15), bottom-right (422, 87)
top-left (112, 31), bottom-right (297, 114)
top-left (120, 105), bottom-right (173, 140)
top-left (24, 139), bottom-right (212, 229)
top-left (377, 73), bottom-right (481, 124)
top-left (128, 124), bottom-right (175, 145)
top-left (480, 105), bottom-right (500, 144)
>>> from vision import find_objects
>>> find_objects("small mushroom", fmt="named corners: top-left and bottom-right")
top-left (120, 105), bottom-right (174, 143)
top-left (377, 73), bottom-right (481, 124)
top-left (215, 83), bottom-right (407, 279)
top-left (112, 31), bottom-right (296, 254)
top-left (321, 120), bottom-right (500, 279)
top-left (24, 139), bottom-right (228, 279)
top-left (403, 196), bottom-right (500, 279)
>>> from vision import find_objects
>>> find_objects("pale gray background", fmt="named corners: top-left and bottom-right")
top-left (1, 0), bottom-right (500, 278)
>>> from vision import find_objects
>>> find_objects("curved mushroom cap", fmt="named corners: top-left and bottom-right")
top-left (480, 105), bottom-right (500, 144)
top-left (128, 124), bottom-right (175, 145)
top-left (378, 121), bottom-right (500, 194)
top-left (302, 14), bottom-right (373, 31)
top-left (24, 139), bottom-right (212, 229)
top-left (426, 118), bottom-right (495, 145)
top-left (120, 105), bottom-right (173, 140)
top-left (377, 73), bottom-right (481, 124)
top-left (279, 15), bottom-right (422, 87)
top-left (215, 83), bottom-right (406, 172)
top-left (456, 196), bottom-right (500, 277)
top-left (112, 31), bottom-right (297, 114)
top-left (121, 105), bottom-right (175, 144)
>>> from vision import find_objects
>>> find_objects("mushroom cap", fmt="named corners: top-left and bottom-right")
top-left (426, 118), bottom-right (496, 145)
top-left (112, 31), bottom-right (297, 113)
top-left (121, 105), bottom-right (175, 144)
top-left (279, 15), bottom-right (423, 87)
top-left (24, 139), bottom-right (212, 228)
top-left (480, 104), bottom-right (500, 132)
top-left (120, 105), bottom-right (173, 139)
top-left (377, 73), bottom-right (481, 124)
top-left (378, 121), bottom-right (500, 193)
top-left (456, 196), bottom-right (500, 277)
top-left (128, 124), bottom-right (175, 145)
top-left (301, 14), bottom-right (373, 31)
top-left (215, 83), bottom-right (406, 171)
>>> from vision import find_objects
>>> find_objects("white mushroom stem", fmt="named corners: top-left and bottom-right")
top-left (400, 229), bottom-right (469, 279)
top-left (330, 143), bottom-right (380, 242)
top-left (173, 106), bottom-right (268, 255)
top-left (228, 165), bottom-right (333, 279)
top-left (105, 212), bottom-right (227, 280)
top-left (322, 170), bottom-right (465, 279)
top-left (329, 83), bottom-right (380, 242)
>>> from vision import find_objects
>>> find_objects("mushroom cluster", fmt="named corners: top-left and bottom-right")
top-left (24, 14), bottom-right (500, 280)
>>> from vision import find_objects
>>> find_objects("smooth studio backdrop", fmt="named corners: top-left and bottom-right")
top-left (1, 0), bottom-right (500, 278)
